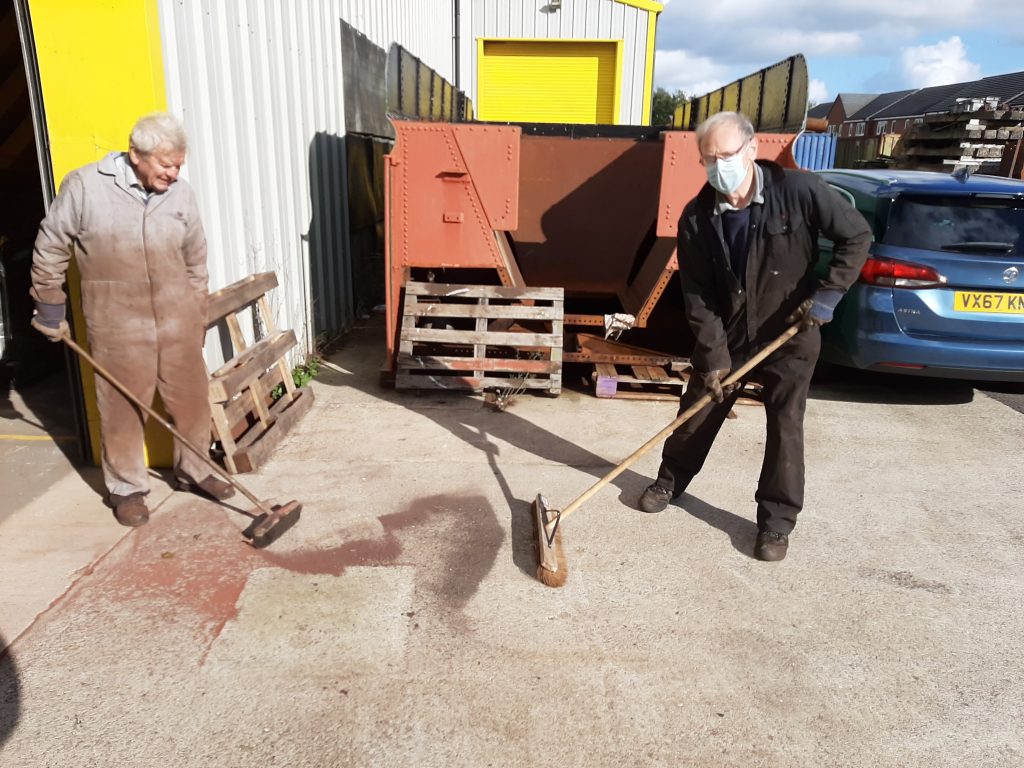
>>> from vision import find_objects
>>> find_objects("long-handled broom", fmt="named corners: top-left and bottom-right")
top-left (62, 334), bottom-right (302, 548)
top-left (533, 323), bottom-right (801, 587)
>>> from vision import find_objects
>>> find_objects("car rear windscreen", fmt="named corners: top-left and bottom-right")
top-left (884, 194), bottom-right (1024, 255)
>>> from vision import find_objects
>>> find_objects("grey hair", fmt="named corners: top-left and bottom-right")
top-left (129, 112), bottom-right (188, 155)
top-left (695, 111), bottom-right (755, 150)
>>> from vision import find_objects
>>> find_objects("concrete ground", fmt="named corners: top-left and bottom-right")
top-left (1, 319), bottom-right (1022, 767)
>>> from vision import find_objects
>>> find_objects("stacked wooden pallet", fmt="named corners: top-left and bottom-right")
top-left (893, 103), bottom-right (1024, 174)
top-left (396, 281), bottom-right (563, 395)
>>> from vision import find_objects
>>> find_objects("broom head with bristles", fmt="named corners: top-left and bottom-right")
top-left (532, 494), bottom-right (567, 588)
top-left (243, 501), bottom-right (302, 548)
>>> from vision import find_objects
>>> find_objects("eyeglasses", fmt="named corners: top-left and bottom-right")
top-left (699, 140), bottom-right (750, 166)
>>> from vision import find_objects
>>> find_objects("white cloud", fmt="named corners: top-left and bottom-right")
top-left (901, 36), bottom-right (982, 87)
top-left (808, 79), bottom-right (829, 104)
top-left (654, 49), bottom-right (731, 95)
top-left (761, 30), bottom-right (863, 58)
top-left (651, 0), bottom-right (1019, 93)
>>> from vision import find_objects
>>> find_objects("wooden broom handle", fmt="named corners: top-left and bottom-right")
top-left (61, 333), bottom-right (270, 514)
top-left (550, 324), bottom-right (801, 530)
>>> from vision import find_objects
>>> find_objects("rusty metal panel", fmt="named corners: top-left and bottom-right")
top-left (657, 131), bottom-right (799, 238)
top-left (451, 126), bottom-right (520, 231)
top-left (387, 122), bottom-right (521, 271)
top-left (510, 135), bottom-right (664, 293)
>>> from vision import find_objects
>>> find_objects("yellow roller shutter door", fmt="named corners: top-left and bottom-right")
top-left (478, 40), bottom-right (620, 124)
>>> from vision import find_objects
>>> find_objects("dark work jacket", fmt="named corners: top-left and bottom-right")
top-left (677, 160), bottom-right (872, 373)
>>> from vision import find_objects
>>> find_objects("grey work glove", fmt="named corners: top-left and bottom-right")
top-left (786, 289), bottom-right (844, 329)
top-left (31, 302), bottom-right (69, 343)
top-left (699, 369), bottom-right (739, 404)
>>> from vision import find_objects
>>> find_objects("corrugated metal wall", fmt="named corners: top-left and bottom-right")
top-left (158, 0), bottom-right (454, 364)
top-left (460, 0), bottom-right (650, 124)
top-left (793, 132), bottom-right (837, 171)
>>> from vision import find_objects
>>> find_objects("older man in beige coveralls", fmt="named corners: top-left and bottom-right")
top-left (30, 112), bottom-right (233, 527)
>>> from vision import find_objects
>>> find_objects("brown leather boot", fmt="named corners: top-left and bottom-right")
top-left (174, 474), bottom-right (236, 501)
top-left (110, 493), bottom-right (150, 527)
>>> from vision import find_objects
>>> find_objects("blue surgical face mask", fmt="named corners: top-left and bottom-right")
top-left (705, 148), bottom-right (750, 195)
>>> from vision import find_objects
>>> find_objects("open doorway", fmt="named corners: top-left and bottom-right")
top-left (1, 1), bottom-right (84, 519)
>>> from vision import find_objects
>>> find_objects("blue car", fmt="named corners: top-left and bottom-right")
top-left (814, 169), bottom-right (1024, 382)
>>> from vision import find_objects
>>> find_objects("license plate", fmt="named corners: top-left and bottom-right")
top-left (953, 291), bottom-right (1024, 314)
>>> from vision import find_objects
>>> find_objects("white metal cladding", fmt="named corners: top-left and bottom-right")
top-left (158, 0), bottom-right (456, 367)
top-left (459, 0), bottom-right (651, 124)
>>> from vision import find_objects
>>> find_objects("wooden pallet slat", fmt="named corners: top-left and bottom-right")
top-left (402, 303), bottom-right (562, 320)
top-left (397, 281), bottom-right (563, 395)
top-left (405, 282), bottom-right (563, 301)
top-left (208, 330), bottom-right (297, 403)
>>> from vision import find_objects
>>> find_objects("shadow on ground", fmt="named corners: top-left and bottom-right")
top-left (0, 633), bottom-right (19, 749)
top-left (809, 362), bottom-right (976, 406)
top-left (314, 319), bottom-right (656, 576)
top-left (676, 493), bottom-right (759, 557)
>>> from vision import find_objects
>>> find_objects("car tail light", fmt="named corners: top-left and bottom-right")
top-left (859, 257), bottom-right (947, 288)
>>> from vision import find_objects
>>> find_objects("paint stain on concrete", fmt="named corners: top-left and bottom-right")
top-left (81, 494), bottom-right (504, 659)
top-left (264, 494), bottom-right (505, 618)
top-left (95, 503), bottom-right (263, 647)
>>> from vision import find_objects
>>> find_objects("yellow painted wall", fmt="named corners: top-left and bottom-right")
top-left (28, 0), bottom-right (173, 466)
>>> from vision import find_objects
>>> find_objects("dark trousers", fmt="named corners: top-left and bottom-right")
top-left (655, 327), bottom-right (820, 535)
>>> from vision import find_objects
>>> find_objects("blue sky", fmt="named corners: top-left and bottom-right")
top-left (652, 0), bottom-right (1024, 104)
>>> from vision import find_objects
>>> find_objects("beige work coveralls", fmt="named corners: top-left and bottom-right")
top-left (31, 152), bottom-right (212, 498)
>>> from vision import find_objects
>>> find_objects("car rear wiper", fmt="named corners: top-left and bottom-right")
top-left (939, 241), bottom-right (1015, 253)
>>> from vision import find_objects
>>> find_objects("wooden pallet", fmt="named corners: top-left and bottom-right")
top-left (205, 272), bottom-right (314, 473)
top-left (396, 281), bottom-right (563, 394)
top-left (593, 362), bottom-right (689, 401)
top-left (592, 361), bottom-right (765, 405)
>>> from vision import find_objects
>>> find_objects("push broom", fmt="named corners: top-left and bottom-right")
top-left (533, 323), bottom-right (801, 587)
top-left (61, 333), bottom-right (302, 548)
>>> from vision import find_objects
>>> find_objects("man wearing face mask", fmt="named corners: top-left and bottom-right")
top-left (637, 111), bottom-right (871, 561)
